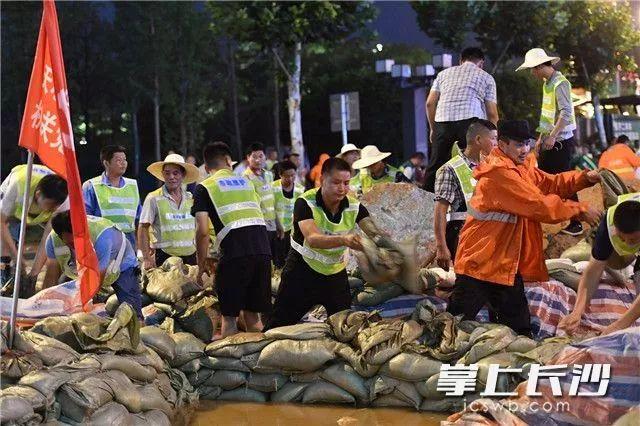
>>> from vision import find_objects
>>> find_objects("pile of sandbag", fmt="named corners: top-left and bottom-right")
top-left (168, 306), bottom-right (560, 413)
top-left (104, 257), bottom-right (220, 342)
top-left (0, 316), bottom-right (198, 425)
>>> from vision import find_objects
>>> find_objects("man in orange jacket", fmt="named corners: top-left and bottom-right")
top-left (598, 134), bottom-right (640, 181)
top-left (448, 120), bottom-right (602, 336)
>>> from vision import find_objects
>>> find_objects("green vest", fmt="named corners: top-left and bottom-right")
top-left (349, 171), bottom-right (362, 195)
top-left (243, 168), bottom-right (276, 227)
top-left (51, 216), bottom-right (123, 287)
top-left (441, 155), bottom-right (476, 222)
top-left (360, 165), bottom-right (399, 194)
top-left (291, 189), bottom-right (359, 275)
top-left (607, 193), bottom-right (640, 256)
top-left (146, 187), bottom-right (195, 256)
top-left (11, 164), bottom-right (57, 225)
top-left (89, 175), bottom-right (140, 234)
top-left (539, 74), bottom-right (576, 134)
top-left (272, 179), bottom-right (304, 233)
top-left (202, 169), bottom-right (266, 249)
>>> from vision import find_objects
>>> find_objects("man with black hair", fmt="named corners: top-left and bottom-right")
top-left (0, 164), bottom-right (69, 292)
top-left (43, 211), bottom-right (142, 317)
top-left (272, 160), bottom-right (305, 268)
top-left (559, 194), bottom-right (640, 335)
top-left (424, 47), bottom-right (499, 192)
top-left (83, 145), bottom-right (141, 248)
top-left (192, 141), bottom-right (272, 338)
top-left (598, 134), bottom-right (640, 180)
top-left (266, 157), bottom-right (385, 329)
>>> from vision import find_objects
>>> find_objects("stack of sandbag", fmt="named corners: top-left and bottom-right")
top-left (105, 257), bottom-right (220, 342)
top-left (0, 319), bottom-right (198, 425)
top-left (546, 258), bottom-right (632, 291)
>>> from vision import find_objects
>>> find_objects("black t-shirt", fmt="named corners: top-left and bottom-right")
top-left (282, 187), bottom-right (294, 199)
top-left (288, 189), bottom-right (369, 267)
top-left (191, 183), bottom-right (271, 259)
top-left (591, 217), bottom-right (614, 261)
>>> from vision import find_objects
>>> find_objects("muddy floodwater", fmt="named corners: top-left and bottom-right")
top-left (192, 401), bottom-right (447, 425)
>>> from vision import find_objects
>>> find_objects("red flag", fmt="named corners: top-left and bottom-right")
top-left (19, 0), bottom-right (100, 308)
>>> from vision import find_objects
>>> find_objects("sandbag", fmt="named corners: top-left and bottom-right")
top-left (270, 382), bottom-right (308, 403)
top-left (139, 327), bottom-right (176, 362)
top-left (0, 351), bottom-right (43, 379)
top-left (154, 373), bottom-right (178, 409)
top-left (164, 367), bottom-right (198, 408)
top-left (372, 394), bottom-right (416, 408)
top-left (257, 339), bottom-right (339, 373)
top-left (0, 394), bottom-right (39, 425)
top-left (476, 352), bottom-right (521, 392)
top-left (141, 304), bottom-right (167, 326)
top-left (505, 336), bottom-right (538, 353)
top-left (125, 346), bottom-right (166, 374)
top-left (546, 260), bottom-right (582, 290)
top-left (15, 331), bottom-right (79, 366)
top-left (138, 384), bottom-right (172, 416)
top-left (334, 344), bottom-right (381, 378)
top-left (302, 381), bottom-right (356, 405)
top-left (240, 352), bottom-right (260, 371)
top-left (290, 371), bottom-right (322, 383)
top-left (58, 374), bottom-right (114, 423)
top-left (170, 332), bottom-right (205, 367)
top-left (369, 375), bottom-right (421, 410)
top-left (354, 284), bottom-right (405, 307)
top-left (200, 356), bottom-right (250, 372)
top-left (217, 387), bottom-right (267, 403)
top-left (355, 236), bottom-right (403, 286)
top-left (131, 409), bottom-right (171, 426)
top-left (144, 265), bottom-right (201, 304)
top-left (177, 294), bottom-right (218, 342)
top-left (247, 372), bottom-right (287, 393)
top-left (560, 239), bottom-right (592, 263)
top-left (178, 357), bottom-right (201, 374)
top-left (105, 293), bottom-right (120, 316)
top-left (84, 401), bottom-right (132, 426)
top-left (327, 310), bottom-right (381, 343)
top-left (204, 370), bottom-right (247, 390)
top-left (415, 373), bottom-right (441, 400)
top-left (457, 326), bottom-right (517, 365)
top-left (205, 333), bottom-right (272, 359)
top-left (103, 369), bottom-right (142, 413)
top-left (355, 319), bottom-right (424, 365)
top-left (264, 323), bottom-right (330, 341)
top-left (379, 352), bottom-right (442, 382)
top-left (0, 385), bottom-right (52, 414)
top-left (18, 369), bottom-right (74, 400)
top-left (100, 354), bottom-right (157, 382)
top-left (198, 385), bottom-right (223, 400)
top-left (320, 362), bottom-right (368, 404)
top-left (186, 368), bottom-right (215, 387)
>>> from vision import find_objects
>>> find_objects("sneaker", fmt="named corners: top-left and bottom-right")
top-left (560, 221), bottom-right (583, 236)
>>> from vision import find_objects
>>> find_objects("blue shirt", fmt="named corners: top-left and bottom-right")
top-left (82, 172), bottom-right (141, 247)
top-left (46, 227), bottom-right (138, 274)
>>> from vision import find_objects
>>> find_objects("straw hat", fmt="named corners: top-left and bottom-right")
top-left (336, 143), bottom-right (361, 159)
top-left (516, 48), bottom-right (560, 71)
top-left (147, 154), bottom-right (200, 184)
top-left (352, 145), bottom-right (391, 170)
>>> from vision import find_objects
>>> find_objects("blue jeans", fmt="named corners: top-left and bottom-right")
top-left (112, 267), bottom-right (142, 318)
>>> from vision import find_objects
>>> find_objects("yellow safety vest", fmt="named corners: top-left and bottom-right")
top-left (607, 193), bottom-right (640, 256)
top-left (291, 189), bottom-right (359, 275)
top-left (438, 155), bottom-right (476, 222)
top-left (88, 175), bottom-right (140, 234)
top-left (539, 73), bottom-right (576, 135)
top-left (272, 179), bottom-right (304, 233)
top-left (360, 165), bottom-right (400, 194)
top-left (145, 187), bottom-right (195, 256)
top-left (10, 164), bottom-right (57, 225)
top-left (243, 168), bottom-right (276, 228)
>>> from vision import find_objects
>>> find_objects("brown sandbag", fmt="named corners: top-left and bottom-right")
top-left (143, 262), bottom-right (201, 304)
top-left (379, 352), bottom-right (442, 382)
top-left (139, 326), bottom-right (176, 361)
top-left (354, 284), bottom-right (405, 307)
top-left (204, 370), bottom-right (247, 390)
top-left (131, 409), bottom-right (171, 426)
top-left (247, 372), bottom-right (288, 393)
top-left (99, 354), bottom-right (157, 383)
top-left (264, 323), bottom-right (330, 341)
top-left (198, 385), bottom-right (223, 400)
top-left (0, 351), bottom-right (43, 380)
top-left (217, 387), bottom-right (267, 403)
top-left (205, 332), bottom-right (272, 359)
top-left (0, 394), bottom-right (39, 425)
top-left (14, 330), bottom-right (79, 366)
top-left (270, 382), bottom-right (308, 403)
top-left (302, 380), bottom-right (356, 405)
top-left (138, 384), bottom-right (173, 416)
top-left (170, 332), bottom-right (205, 367)
top-left (200, 356), bottom-right (250, 372)
top-left (186, 368), bottom-right (214, 387)
top-left (320, 362), bottom-right (369, 404)
top-left (178, 357), bottom-right (201, 374)
top-left (0, 385), bottom-right (52, 415)
top-left (334, 344), bottom-right (381, 378)
top-left (256, 339), bottom-right (339, 373)
top-left (368, 375), bottom-right (422, 410)
top-left (415, 373), bottom-right (440, 400)
top-left (102, 369), bottom-right (142, 413)
top-left (456, 326), bottom-right (517, 365)
top-left (84, 401), bottom-right (132, 426)
top-left (57, 374), bottom-right (114, 423)
top-left (355, 319), bottom-right (424, 365)
top-left (327, 310), bottom-right (381, 343)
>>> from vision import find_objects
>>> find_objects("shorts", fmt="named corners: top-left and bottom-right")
top-left (112, 267), bottom-right (143, 318)
top-left (216, 255), bottom-right (272, 317)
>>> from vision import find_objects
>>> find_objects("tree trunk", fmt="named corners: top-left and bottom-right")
top-left (287, 42), bottom-right (304, 163)
top-left (153, 73), bottom-right (161, 161)
top-left (131, 105), bottom-right (140, 177)
top-left (228, 40), bottom-right (243, 160)
top-left (272, 52), bottom-right (281, 155)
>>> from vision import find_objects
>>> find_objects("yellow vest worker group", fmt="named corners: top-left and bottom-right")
top-left (51, 216), bottom-right (122, 288)
top-left (272, 179), bottom-right (304, 233)
top-left (88, 175), bottom-right (140, 234)
top-left (10, 164), bottom-right (56, 225)
top-left (202, 169), bottom-right (266, 248)
top-left (539, 74), bottom-right (576, 135)
top-left (607, 193), bottom-right (640, 256)
top-left (290, 188), bottom-right (359, 275)
top-left (360, 165), bottom-right (400, 194)
top-left (145, 187), bottom-right (196, 257)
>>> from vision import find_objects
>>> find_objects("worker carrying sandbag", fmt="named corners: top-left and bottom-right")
top-left (559, 193), bottom-right (640, 336)
top-left (598, 135), bottom-right (640, 181)
top-left (448, 120), bottom-right (601, 337)
top-left (43, 212), bottom-right (142, 318)
top-left (138, 154), bottom-right (200, 268)
top-left (265, 157), bottom-right (386, 329)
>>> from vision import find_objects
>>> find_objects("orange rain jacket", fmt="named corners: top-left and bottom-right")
top-left (454, 147), bottom-right (592, 286)
top-left (598, 143), bottom-right (640, 181)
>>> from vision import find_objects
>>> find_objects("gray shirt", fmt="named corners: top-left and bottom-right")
top-left (546, 71), bottom-right (574, 141)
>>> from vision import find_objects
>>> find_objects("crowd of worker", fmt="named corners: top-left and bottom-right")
top-left (1, 46), bottom-right (639, 341)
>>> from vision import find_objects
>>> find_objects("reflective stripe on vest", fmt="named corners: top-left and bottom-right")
top-left (272, 179), bottom-right (304, 233)
top-left (291, 188), bottom-right (359, 275)
top-left (90, 176), bottom-right (139, 233)
top-left (467, 205), bottom-right (517, 224)
top-left (243, 168), bottom-right (276, 221)
top-left (360, 165), bottom-right (399, 194)
top-left (52, 216), bottom-right (123, 287)
top-left (349, 172), bottom-right (362, 194)
top-left (11, 165), bottom-right (56, 225)
top-left (147, 187), bottom-right (196, 256)
top-left (607, 193), bottom-right (640, 256)
top-left (442, 155), bottom-right (476, 222)
top-left (539, 74), bottom-right (576, 134)
top-left (202, 169), bottom-right (266, 250)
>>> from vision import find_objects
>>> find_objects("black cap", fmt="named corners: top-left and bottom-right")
top-left (498, 120), bottom-right (535, 142)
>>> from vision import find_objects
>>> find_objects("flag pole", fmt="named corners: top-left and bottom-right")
top-left (8, 150), bottom-right (35, 348)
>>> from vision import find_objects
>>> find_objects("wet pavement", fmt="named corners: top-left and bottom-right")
top-left (192, 401), bottom-right (447, 425)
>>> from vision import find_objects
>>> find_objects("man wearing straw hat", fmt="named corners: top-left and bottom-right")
top-left (336, 144), bottom-right (362, 194)
top-left (138, 154), bottom-right (200, 269)
top-left (517, 48), bottom-right (583, 236)
top-left (352, 145), bottom-right (408, 194)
